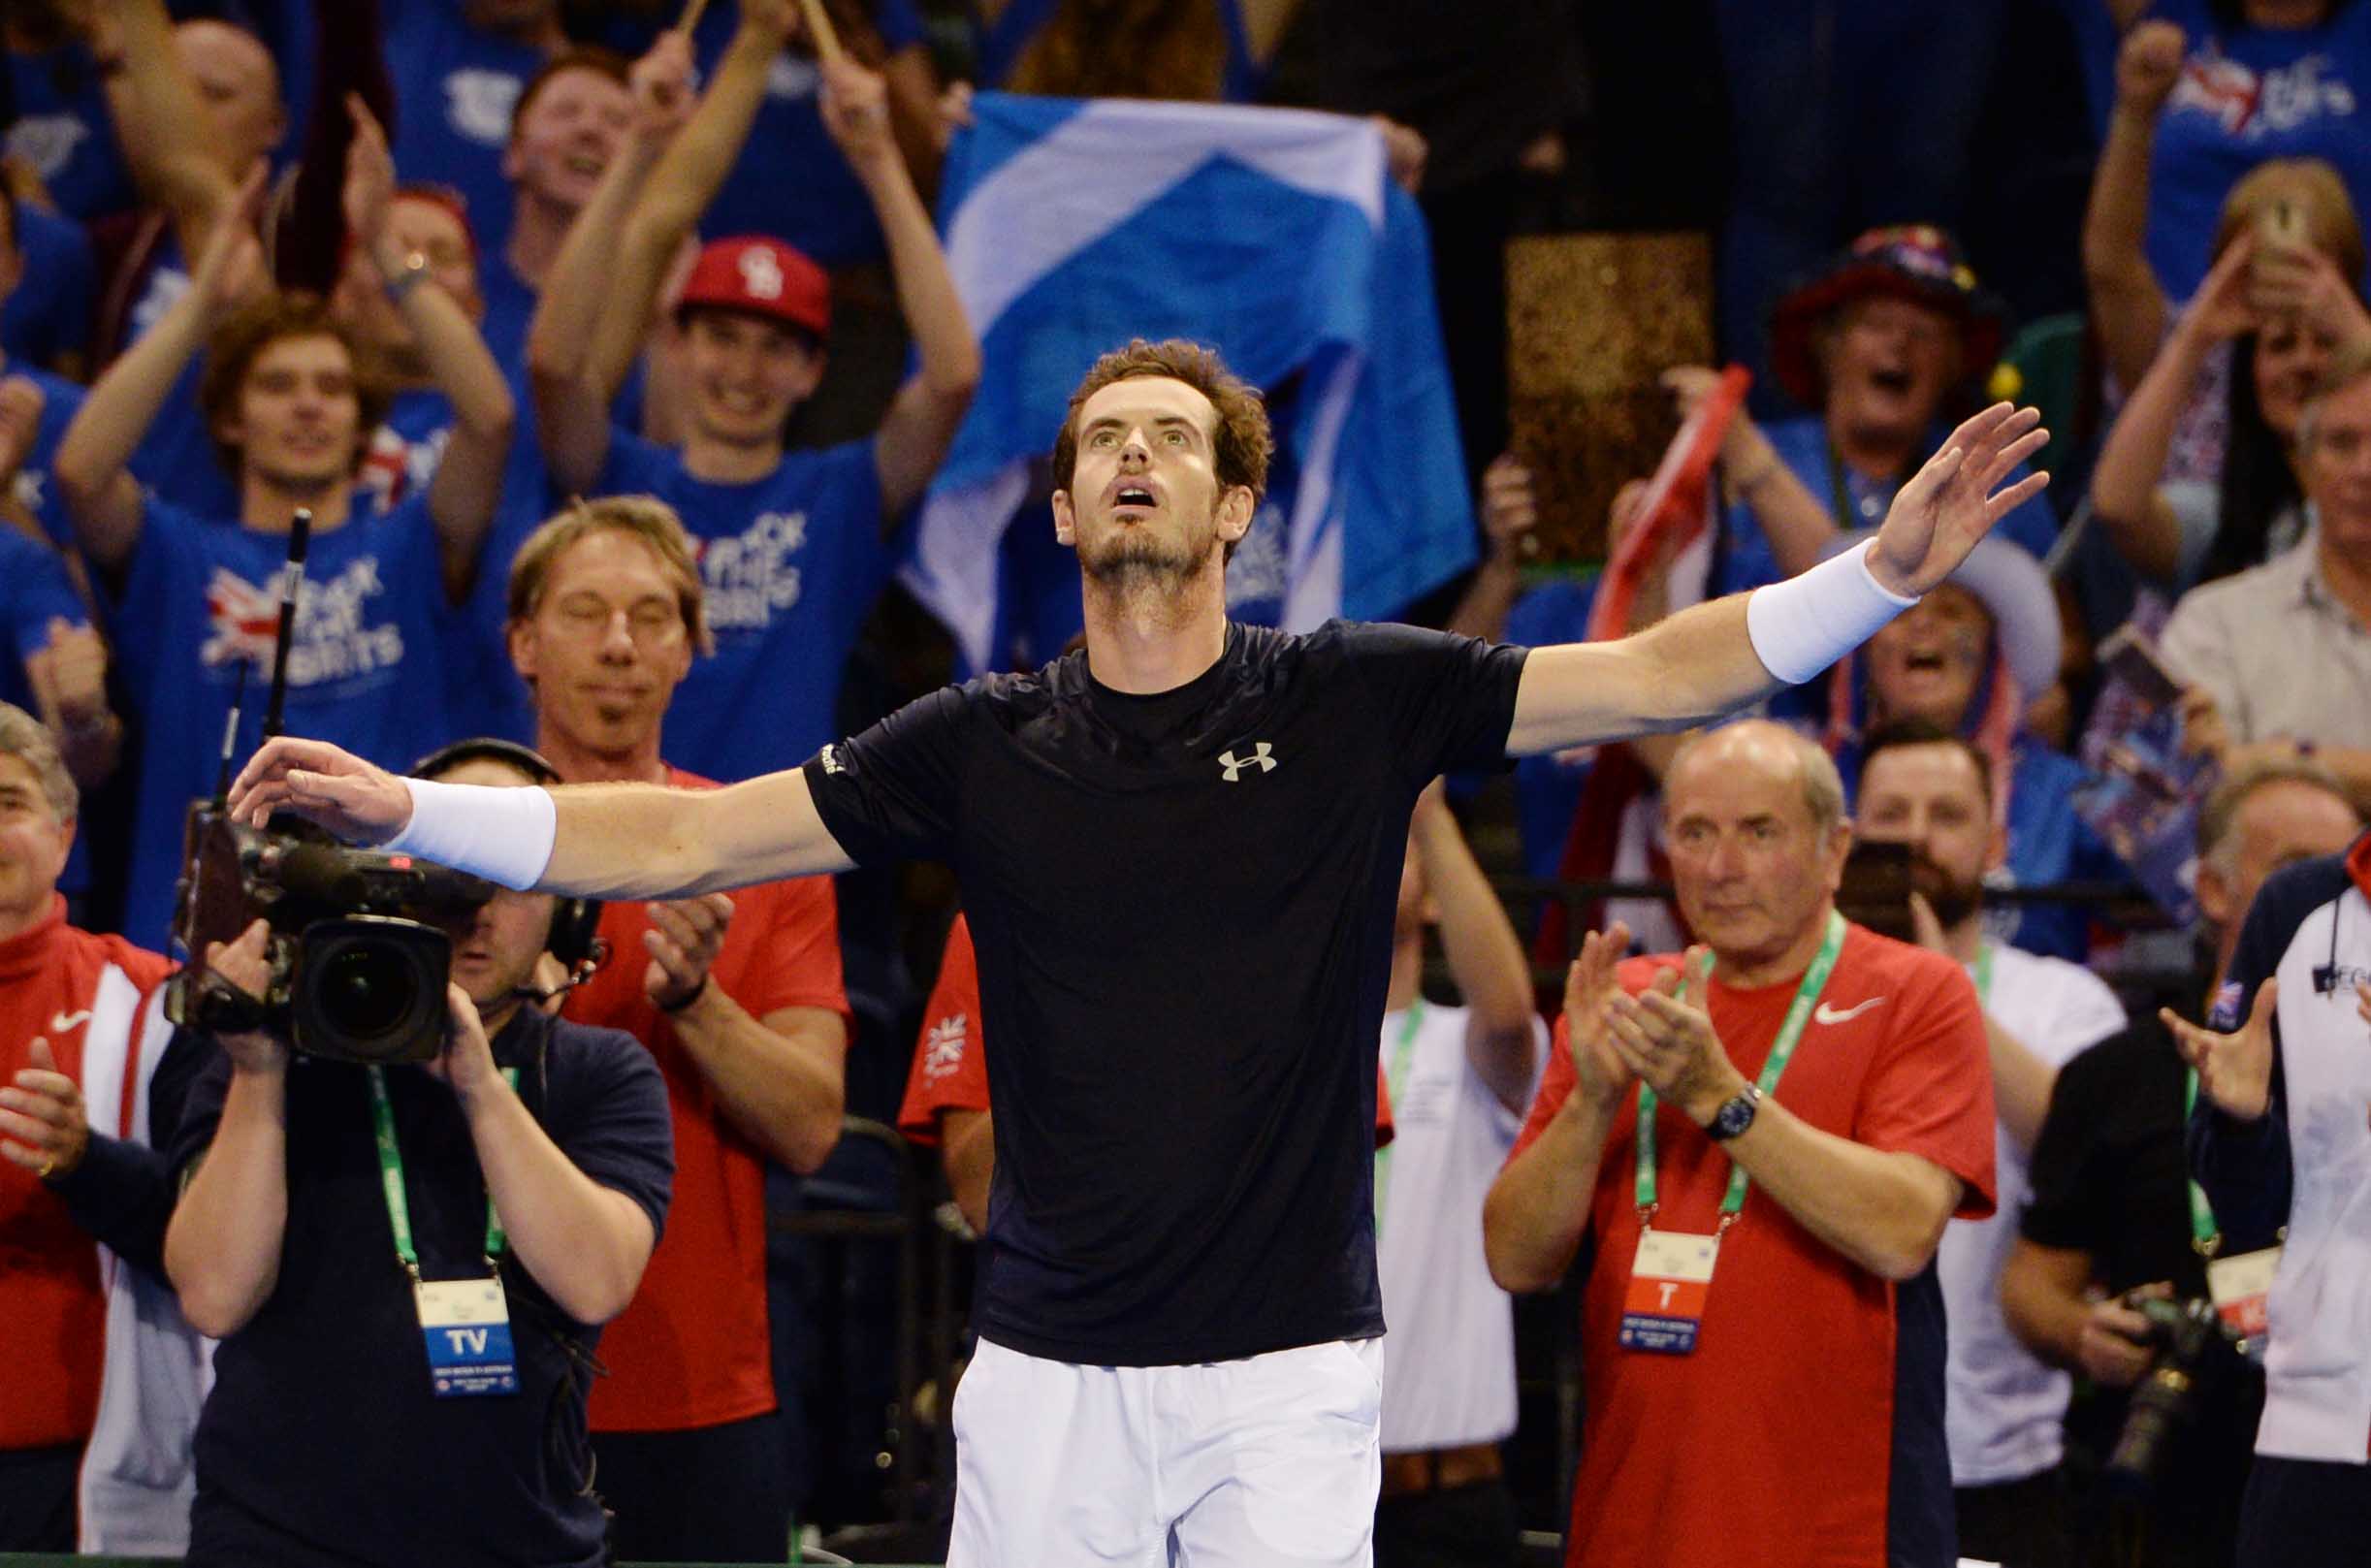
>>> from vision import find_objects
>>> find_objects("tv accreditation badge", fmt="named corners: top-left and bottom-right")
top-left (417, 1277), bottom-right (520, 1397)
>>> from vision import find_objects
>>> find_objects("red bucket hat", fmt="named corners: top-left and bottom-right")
top-left (676, 236), bottom-right (831, 339)
top-left (1767, 225), bottom-right (2006, 409)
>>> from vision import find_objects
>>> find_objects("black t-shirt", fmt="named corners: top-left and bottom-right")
top-left (805, 621), bottom-right (1529, 1364)
top-left (169, 1008), bottom-right (674, 1568)
top-left (2021, 1015), bottom-right (2261, 1533)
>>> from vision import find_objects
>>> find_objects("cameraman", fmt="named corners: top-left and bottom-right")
top-left (2003, 758), bottom-right (2361, 1566)
top-left (2174, 813), bottom-right (2371, 1563)
top-left (162, 744), bottom-right (674, 1568)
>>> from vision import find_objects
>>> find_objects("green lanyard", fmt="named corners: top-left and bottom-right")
top-left (368, 1065), bottom-right (517, 1282)
top-left (2180, 1069), bottom-right (2225, 1259)
top-left (1372, 1000), bottom-right (1426, 1232)
top-left (1973, 944), bottom-right (1995, 1006)
top-left (1633, 911), bottom-right (1846, 1232)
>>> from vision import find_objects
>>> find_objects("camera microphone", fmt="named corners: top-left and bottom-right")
top-left (260, 507), bottom-right (312, 743)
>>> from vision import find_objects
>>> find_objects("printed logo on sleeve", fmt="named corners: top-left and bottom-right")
top-left (444, 70), bottom-right (525, 146)
top-left (920, 1013), bottom-right (969, 1082)
top-left (3, 116), bottom-right (89, 181)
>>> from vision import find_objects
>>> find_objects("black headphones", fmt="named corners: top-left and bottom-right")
top-left (407, 737), bottom-right (606, 979)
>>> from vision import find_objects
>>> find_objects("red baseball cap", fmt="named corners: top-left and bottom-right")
top-left (675, 236), bottom-right (831, 339)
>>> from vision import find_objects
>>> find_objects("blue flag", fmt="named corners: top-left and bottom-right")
top-left (906, 93), bottom-right (1476, 673)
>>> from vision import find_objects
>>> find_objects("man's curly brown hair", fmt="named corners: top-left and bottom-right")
top-left (1051, 338), bottom-right (1272, 562)
top-left (197, 292), bottom-right (391, 477)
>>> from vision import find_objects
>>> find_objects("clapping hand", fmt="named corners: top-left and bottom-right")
top-left (1561, 922), bottom-right (1639, 1112)
top-left (1604, 946), bottom-right (1746, 1127)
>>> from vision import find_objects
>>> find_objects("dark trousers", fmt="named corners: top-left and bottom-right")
top-left (0, 1442), bottom-right (80, 1552)
top-left (1373, 1477), bottom-right (1520, 1568)
top-left (1955, 1468), bottom-right (2068, 1568)
top-left (2237, 1454), bottom-right (2371, 1567)
top-left (592, 1411), bottom-right (791, 1564)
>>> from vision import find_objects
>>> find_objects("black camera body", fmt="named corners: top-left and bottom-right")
top-left (165, 805), bottom-right (497, 1065)
top-left (2106, 1293), bottom-right (2256, 1491)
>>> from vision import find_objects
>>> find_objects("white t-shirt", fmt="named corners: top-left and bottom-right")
top-left (1375, 1001), bottom-right (1548, 1452)
top-left (1938, 944), bottom-right (2127, 1487)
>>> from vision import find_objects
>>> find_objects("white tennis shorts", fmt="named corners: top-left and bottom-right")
top-left (947, 1335), bottom-right (1385, 1567)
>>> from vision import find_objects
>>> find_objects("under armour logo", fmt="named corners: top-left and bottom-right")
top-left (739, 246), bottom-right (785, 300)
top-left (1218, 744), bottom-right (1277, 782)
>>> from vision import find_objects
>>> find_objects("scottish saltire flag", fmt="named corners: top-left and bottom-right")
top-left (905, 93), bottom-right (1477, 673)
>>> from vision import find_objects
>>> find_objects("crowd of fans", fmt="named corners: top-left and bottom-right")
top-left (0, 1), bottom-right (2367, 1566)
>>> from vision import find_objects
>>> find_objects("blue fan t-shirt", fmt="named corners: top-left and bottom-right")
top-left (0, 364), bottom-right (88, 549)
top-left (110, 496), bottom-right (455, 949)
top-left (0, 524), bottom-right (84, 719)
top-left (593, 431), bottom-right (888, 782)
top-left (4, 203), bottom-right (93, 372)
top-left (5, 43), bottom-right (136, 222)
top-left (2144, 0), bottom-right (2371, 302)
top-left (0, 526), bottom-right (95, 905)
top-left (384, 0), bottom-right (550, 257)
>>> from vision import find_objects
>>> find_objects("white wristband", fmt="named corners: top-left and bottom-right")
top-left (383, 777), bottom-right (558, 891)
top-left (1745, 540), bottom-right (1921, 686)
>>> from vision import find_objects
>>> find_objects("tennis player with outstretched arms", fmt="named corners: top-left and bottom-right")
top-left (229, 338), bottom-right (2046, 1568)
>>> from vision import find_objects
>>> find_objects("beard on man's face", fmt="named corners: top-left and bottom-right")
top-left (1907, 848), bottom-right (1985, 929)
top-left (1078, 512), bottom-right (1213, 588)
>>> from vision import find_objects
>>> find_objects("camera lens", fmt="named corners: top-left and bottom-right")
top-left (317, 944), bottom-right (420, 1040)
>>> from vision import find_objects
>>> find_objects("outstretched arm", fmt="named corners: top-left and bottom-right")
top-left (1410, 786), bottom-right (1540, 1114)
top-left (340, 97), bottom-right (515, 598)
top-left (1504, 404), bottom-right (2048, 755)
top-left (225, 737), bottom-right (857, 898)
top-left (55, 170), bottom-right (268, 575)
top-left (820, 55), bottom-right (978, 520)
top-left (2084, 20), bottom-right (2182, 398)
top-left (527, 28), bottom-right (705, 494)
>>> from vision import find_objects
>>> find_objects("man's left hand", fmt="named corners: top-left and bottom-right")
top-left (818, 56), bottom-right (896, 174)
top-left (1868, 403), bottom-right (2050, 597)
top-left (644, 894), bottom-right (734, 1011)
top-left (0, 1038), bottom-right (89, 1180)
top-left (1605, 946), bottom-right (1747, 1126)
top-left (427, 984), bottom-right (505, 1105)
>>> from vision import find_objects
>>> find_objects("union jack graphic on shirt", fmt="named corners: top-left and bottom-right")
top-left (200, 559), bottom-right (406, 686)
top-left (920, 1013), bottom-right (969, 1083)
top-left (2170, 47), bottom-right (2355, 139)
top-left (200, 567), bottom-right (281, 668)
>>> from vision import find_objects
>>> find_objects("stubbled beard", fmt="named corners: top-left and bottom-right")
top-left (1078, 519), bottom-right (1208, 590)
top-left (1908, 850), bottom-right (1985, 929)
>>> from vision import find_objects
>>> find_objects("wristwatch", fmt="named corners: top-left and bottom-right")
top-left (1704, 1082), bottom-right (1763, 1142)
top-left (384, 250), bottom-right (433, 304)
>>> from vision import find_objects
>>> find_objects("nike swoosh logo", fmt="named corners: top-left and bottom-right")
top-left (1812, 998), bottom-right (1885, 1026)
top-left (48, 1009), bottom-right (91, 1034)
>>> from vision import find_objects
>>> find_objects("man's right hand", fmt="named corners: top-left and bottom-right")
top-left (228, 736), bottom-right (412, 842)
top-left (2079, 1284), bottom-right (2169, 1388)
top-left (207, 919), bottom-right (291, 1073)
top-left (1561, 922), bottom-right (1638, 1113)
top-left (193, 164), bottom-right (268, 316)
top-left (2165, 979), bottom-right (2279, 1122)
top-left (2115, 21), bottom-right (2185, 117)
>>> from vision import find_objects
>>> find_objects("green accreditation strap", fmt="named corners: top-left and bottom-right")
top-left (1633, 910), bottom-right (1847, 1229)
top-left (2181, 1068), bottom-right (2225, 1258)
top-left (368, 1065), bottom-right (519, 1280)
top-left (1373, 1000), bottom-right (1425, 1232)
